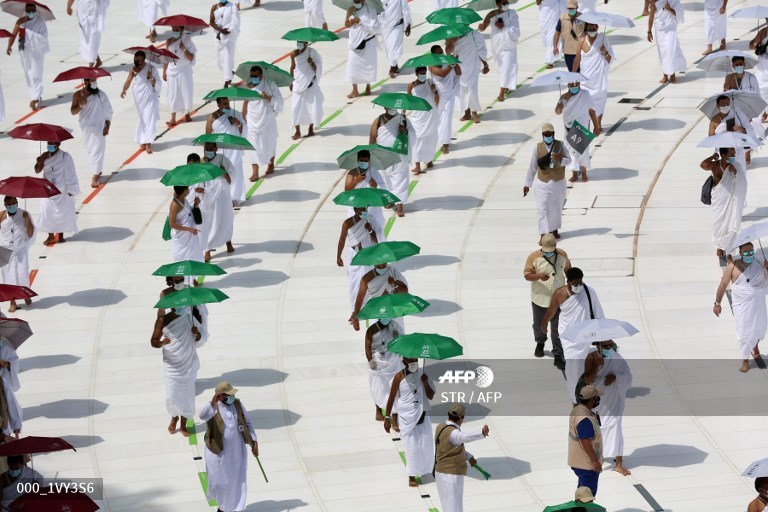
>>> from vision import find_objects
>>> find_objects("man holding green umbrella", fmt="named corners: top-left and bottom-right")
top-left (337, 207), bottom-right (381, 307)
top-left (369, 106), bottom-right (414, 217)
top-left (242, 65), bottom-right (283, 181)
top-left (205, 97), bottom-right (247, 204)
top-left (290, 40), bottom-right (325, 140)
top-left (342, 148), bottom-right (386, 229)
top-left (350, 263), bottom-right (408, 330)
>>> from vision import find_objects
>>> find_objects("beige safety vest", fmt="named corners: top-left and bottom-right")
top-left (204, 399), bottom-right (254, 455)
top-left (560, 13), bottom-right (585, 55)
top-left (434, 424), bottom-right (467, 475)
top-left (536, 141), bottom-right (566, 182)
top-left (568, 404), bottom-right (603, 470)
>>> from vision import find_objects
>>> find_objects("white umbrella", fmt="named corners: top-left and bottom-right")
top-left (531, 71), bottom-right (587, 87)
top-left (697, 50), bottom-right (759, 73)
top-left (743, 457), bottom-right (768, 477)
top-left (577, 11), bottom-right (635, 28)
top-left (729, 222), bottom-right (768, 252)
top-left (699, 90), bottom-right (767, 119)
top-left (561, 318), bottom-right (639, 346)
top-left (332, 0), bottom-right (384, 14)
top-left (697, 132), bottom-right (760, 148)
top-left (730, 6), bottom-right (768, 18)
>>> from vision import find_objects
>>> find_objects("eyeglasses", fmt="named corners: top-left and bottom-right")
top-left (743, 250), bottom-right (755, 256)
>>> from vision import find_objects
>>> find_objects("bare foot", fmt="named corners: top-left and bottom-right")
top-left (145, 144), bottom-right (153, 154)
top-left (546, 63), bottom-right (554, 69)
top-left (347, 89), bottom-right (359, 99)
top-left (168, 417), bottom-right (178, 434)
top-left (389, 67), bottom-right (398, 79)
top-left (472, 112), bottom-right (481, 123)
top-left (459, 110), bottom-right (471, 121)
top-left (249, 174), bottom-right (260, 182)
top-left (659, 75), bottom-right (669, 84)
top-left (307, 125), bottom-right (315, 137)
top-left (292, 130), bottom-right (301, 140)
top-left (569, 172), bottom-right (579, 183)
top-left (226, 242), bottom-right (235, 253)
top-left (753, 345), bottom-right (761, 359)
top-left (94, 56), bottom-right (102, 68)
top-left (408, 477), bottom-right (418, 487)
top-left (57, 234), bottom-right (66, 243)
top-left (497, 94), bottom-right (506, 102)
top-left (265, 163), bottom-right (275, 175)
top-left (581, 171), bottom-right (589, 182)
top-left (149, 30), bottom-right (157, 43)
top-left (166, 119), bottom-right (176, 127)
top-left (740, 360), bottom-right (750, 373)
top-left (553, 230), bottom-right (561, 239)
top-left (642, 9), bottom-right (649, 15)
top-left (29, 100), bottom-right (38, 111)
top-left (184, 114), bottom-right (192, 123)
top-left (205, 251), bottom-right (211, 263)
top-left (718, 42), bottom-right (726, 51)
top-left (702, 48), bottom-right (713, 56)
top-left (23, 298), bottom-right (31, 306)
top-left (762, 113), bottom-right (768, 123)
top-left (43, 234), bottom-right (56, 246)
top-left (411, 166), bottom-right (425, 175)
top-left (180, 425), bottom-right (190, 437)
top-left (396, 204), bottom-right (404, 217)
top-left (8, 302), bottom-right (17, 313)
top-left (426, 162), bottom-right (434, 169)
top-left (322, 22), bottom-right (328, 30)
top-left (442, 144), bottom-right (449, 155)
top-left (375, 405), bottom-right (384, 421)
top-left (91, 175), bottom-right (101, 188)
top-left (669, 74), bottom-right (677, 83)
top-left (363, 85), bottom-right (371, 96)
top-left (614, 464), bottom-right (631, 476)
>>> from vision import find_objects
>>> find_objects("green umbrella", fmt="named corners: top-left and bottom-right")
top-left (357, 293), bottom-right (430, 319)
top-left (235, 61), bottom-right (293, 88)
top-left (373, 93), bottom-right (432, 111)
top-left (160, 163), bottom-right (226, 186)
top-left (332, 0), bottom-right (385, 14)
top-left (427, 7), bottom-right (482, 25)
top-left (337, 144), bottom-right (402, 170)
top-left (351, 241), bottom-right (421, 266)
top-left (192, 133), bottom-right (254, 150)
top-left (333, 188), bottom-right (401, 207)
top-left (388, 333), bottom-right (463, 360)
top-left (204, 87), bottom-right (262, 101)
top-left (401, 54), bottom-right (460, 70)
top-left (152, 260), bottom-right (227, 277)
top-left (416, 24), bottom-right (472, 45)
top-left (154, 287), bottom-right (230, 309)
top-left (542, 501), bottom-right (606, 512)
top-left (466, 0), bottom-right (500, 11)
top-left (282, 27), bottom-right (340, 42)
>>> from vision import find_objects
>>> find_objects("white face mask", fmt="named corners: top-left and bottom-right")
top-left (500, 4), bottom-right (509, 10)
top-left (375, 266), bottom-right (387, 275)
top-left (173, 282), bottom-right (186, 291)
top-left (571, 284), bottom-right (584, 294)
top-left (587, 30), bottom-right (598, 37)
top-left (386, 108), bottom-right (397, 116)
top-left (407, 362), bottom-right (419, 372)
top-left (719, 105), bottom-right (731, 115)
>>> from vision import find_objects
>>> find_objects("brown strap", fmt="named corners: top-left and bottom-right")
top-left (234, 400), bottom-right (254, 446)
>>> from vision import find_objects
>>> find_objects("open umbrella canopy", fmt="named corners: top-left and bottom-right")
top-left (742, 457), bottom-right (768, 477)
top-left (697, 132), bottom-right (760, 149)
top-left (0, 285), bottom-right (37, 302)
top-left (154, 14), bottom-right (209, 27)
top-left (0, 318), bottom-right (33, 350)
top-left (161, 163), bottom-right (226, 186)
top-left (0, 0), bottom-right (54, 21)
top-left (123, 45), bottom-right (179, 65)
top-left (532, 71), bottom-right (587, 87)
top-left (373, 92), bottom-right (432, 111)
top-left (427, 7), bottom-right (482, 25)
top-left (401, 53), bottom-right (460, 70)
top-left (337, 144), bottom-right (402, 170)
top-left (152, 260), bottom-right (226, 277)
top-left (0, 176), bottom-right (61, 198)
top-left (351, 240), bottom-right (421, 265)
top-left (53, 66), bottom-right (111, 83)
top-left (332, 0), bottom-right (385, 14)
top-left (0, 29), bottom-right (12, 38)
top-left (154, 287), bottom-right (229, 308)
top-left (357, 293), bottom-right (430, 319)
top-left (235, 61), bottom-right (293, 87)
top-left (729, 222), bottom-right (768, 252)
top-left (8, 486), bottom-right (99, 512)
top-left (416, 24), bottom-right (472, 45)
top-left (0, 436), bottom-right (75, 456)
top-left (282, 27), bottom-right (339, 42)
top-left (542, 501), bottom-right (606, 512)
top-left (696, 50), bottom-right (758, 73)
top-left (388, 333), bottom-right (463, 360)
top-left (466, 0), bottom-right (504, 11)
top-left (730, 5), bottom-right (768, 18)
top-left (333, 188), bottom-right (401, 207)
top-left (192, 133), bottom-right (254, 150)
top-left (561, 318), bottom-right (639, 346)
top-left (8, 123), bottom-right (73, 142)
top-left (699, 90), bottom-right (767, 119)
top-left (204, 87), bottom-right (262, 101)
top-left (576, 11), bottom-right (635, 28)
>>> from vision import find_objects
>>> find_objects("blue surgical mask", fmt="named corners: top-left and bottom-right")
top-left (224, 395), bottom-right (236, 405)
top-left (220, 0), bottom-right (228, 3)
top-left (171, 31), bottom-right (181, 38)
top-left (358, 161), bottom-right (370, 170)
top-left (205, 151), bottom-right (216, 159)
top-left (47, 145), bottom-right (57, 154)
top-left (417, 74), bottom-right (427, 82)
top-left (743, 255), bottom-right (755, 264)
top-left (567, 8), bottom-right (577, 15)
top-left (569, 86), bottom-right (580, 95)
top-left (380, 318), bottom-right (392, 326)
top-left (8, 469), bottom-right (21, 478)
top-left (221, 108), bottom-right (231, 115)
top-left (26, 12), bottom-right (35, 19)
top-left (726, 156), bottom-right (736, 164)
top-left (543, 251), bottom-right (555, 258)
top-left (734, 65), bottom-right (745, 74)
top-left (251, 77), bottom-right (261, 85)
top-left (375, 266), bottom-right (387, 275)
top-left (543, 135), bottom-right (554, 144)
top-left (6, 205), bottom-right (18, 215)
top-left (359, 211), bottom-right (368, 220)
top-left (354, 1), bottom-right (362, 7)
top-left (600, 349), bottom-right (613, 358)
top-left (173, 307), bottom-right (187, 315)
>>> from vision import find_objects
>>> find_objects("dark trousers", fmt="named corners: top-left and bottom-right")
top-left (564, 54), bottom-right (579, 73)
top-left (572, 467), bottom-right (600, 496)
top-left (532, 302), bottom-right (563, 358)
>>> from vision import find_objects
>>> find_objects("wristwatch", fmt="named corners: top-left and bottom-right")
top-left (714, 302), bottom-right (720, 306)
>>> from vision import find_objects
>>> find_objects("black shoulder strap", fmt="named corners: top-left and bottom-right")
top-left (584, 286), bottom-right (595, 319)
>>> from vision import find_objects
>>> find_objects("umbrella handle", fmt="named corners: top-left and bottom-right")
top-left (760, 239), bottom-right (767, 260)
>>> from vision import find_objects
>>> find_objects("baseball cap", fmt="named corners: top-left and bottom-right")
top-left (541, 234), bottom-right (557, 252)
top-left (448, 403), bottom-right (466, 418)
top-left (566, 0), bottom-right (578, 8)
top-left (215, 381), bottom-right (239, 395)
top-left (542, 122), bottom-right (555, 133)
top-left (579, 385), bottom-right (604, 400)
top-left (575, 486), bottom-right (595, 502)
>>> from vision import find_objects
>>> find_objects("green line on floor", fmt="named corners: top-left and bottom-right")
top-left (384, 216), bottom-right (396, 238)
top-left (458, 119), bottom-right (474, 133)
top-left (319, 109), bottom-right (343, 128)
top-left (398, 450), bottom-right (406, 465)
top-left (187, 418), bottom-right (198, 445)
top-left (536, 64), bottom-right (550, 73)
top-left (407, 179), bottom-right (419, 198)
top-left (433, 148), bottom-right (443, 162)
top-left (517, 0), bottom-right (536, 10)
top-left (246, 178), bottom-right (264, 200)
top-left (198, 472), bottom-right (217, 507)
top-left (372, 78), bottom-right (389, 90)
top-left (429, 509), bottom-right (440, 512)
top-left (277, 143), bottom-right (299, 165)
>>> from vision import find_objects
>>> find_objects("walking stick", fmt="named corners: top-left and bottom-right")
top-left (473, 463), bottom-right (492, 480)
top-left (256, 456), bottom-right (269, 482)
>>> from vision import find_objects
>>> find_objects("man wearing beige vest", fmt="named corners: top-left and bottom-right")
top-left (553, 0), bottom-right (585, 71)
top-left (433, 404), bottom-right (489, 512)
top-left (201, 381), bottom-right (258, 512)
top-left (568, 384), bottom-right (603, 497)
top-left (524, 123), bottom-right (570, 241)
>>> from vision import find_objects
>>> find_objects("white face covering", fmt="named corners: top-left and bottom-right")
top-left (407, 362), bottom-right (419, 372)
top-left (173, 282), bottom-right (186, 290)
top-left (719, 105), bottom-right (731, 115)
top-left (375, 266), bottom-right (387, 275)
top-left (571, 284), bottom-right (584, 294)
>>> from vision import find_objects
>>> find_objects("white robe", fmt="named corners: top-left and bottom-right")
top-left (435, 422), bottom-right (485, 512)
top-left (346, 5), bottom-right (380, 84)
top-left (0, 210), bottom-right (35, 288)
top-left (162, 313), bottom-right (200, 418)
top-left (76, 0), bottom-right (109, 62)
top-left (524, 142), bottom-right (569, 234)
top-left (409, 81), bottom-right (438, 163)
top-left (38, 151), bottom-right (80, 234)
top-left (165, 35), bottom-right (196, 114)
top-left (212, 113), bottom-right (247, 203)
top-left (394, 370), bottom-right (434, 476)
top-left (754, 35), bottom-right (768, 113)
top-left (561, 89), bottom-right (595, 170)
top-left (595, 351), bottom-right (632, 458)
top-left (375, 113), bottom-right (413, 204)
top-left (201, 401), bottom-right (256, 512)
top-left (78, 90), bottom-right (113, 175)
top-left (558, 285), bottom-right (605, 402)
top-left (170, 198), bottom-right (204, 263)
top-left (431, 65), bottom-right (459, 145)
top-left (368, 322), bottom-right (402, 407)
top-left (653, 0), bottom-right (687, 75)
top-left (0, 342), bottom-right (22, 434)
top-left (203, 156), bottom-right (235, 250)
top-left (454, 31), bottom-right (487, 112)
top-left (434, 0), bottom-right (458, 8)
top-left (291, 48), bottom-right (324, 126)
top-left (346, 168), bottom-right (386, 231)
top-left (245, 80), bottom-right (283, 166)
top-left (704, 0), bottom-right (726, 45)
top-left (18, 17), bottom-right (49, 102)
top-left (539, 0), bottom-right (565, 65)
top-left (132, 64), bottom-right (161, 145)
top-left (138, 0), bottom-right (168, 28)
top-left (379, 0), bottom-right (411, 68)
top-left (490, 10), bottom-right (519, 91)
top-left (345, 215), bottom-right (379, 307)
top-left (304, 0), bottom-right (326, 28)
top-left (213, 3), bottom-right (241, 82)
top-left (732, 261), bottom-right (768, 359)
top-left (578, 34), bottom-right (613, 116)
top-left (711, 162), bottom-right (747, 252)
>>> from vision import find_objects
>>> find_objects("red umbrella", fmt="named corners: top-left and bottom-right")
top-left (0, 29), bottom-right (12, 38)
top-left (154, 14), bottom-right (209, 28)
top-left (0, 0), bottom-right (55, 22)
top-left (0, 318), bottom-right (33, 350)
top-left (0, 177), bottom-right (61, 198)
top-left (123, 45), bottom-right (179, 65)
top-left (53, 66), bottom-right (111, 83)
top-left (0, 285), bottom-right (37, 303)
top-left (0, 436), bottom-right (75, 457)
top-left (7, 123), bottom-right (73, 142)
top-left (9, 486), bottom-right (99, 512)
